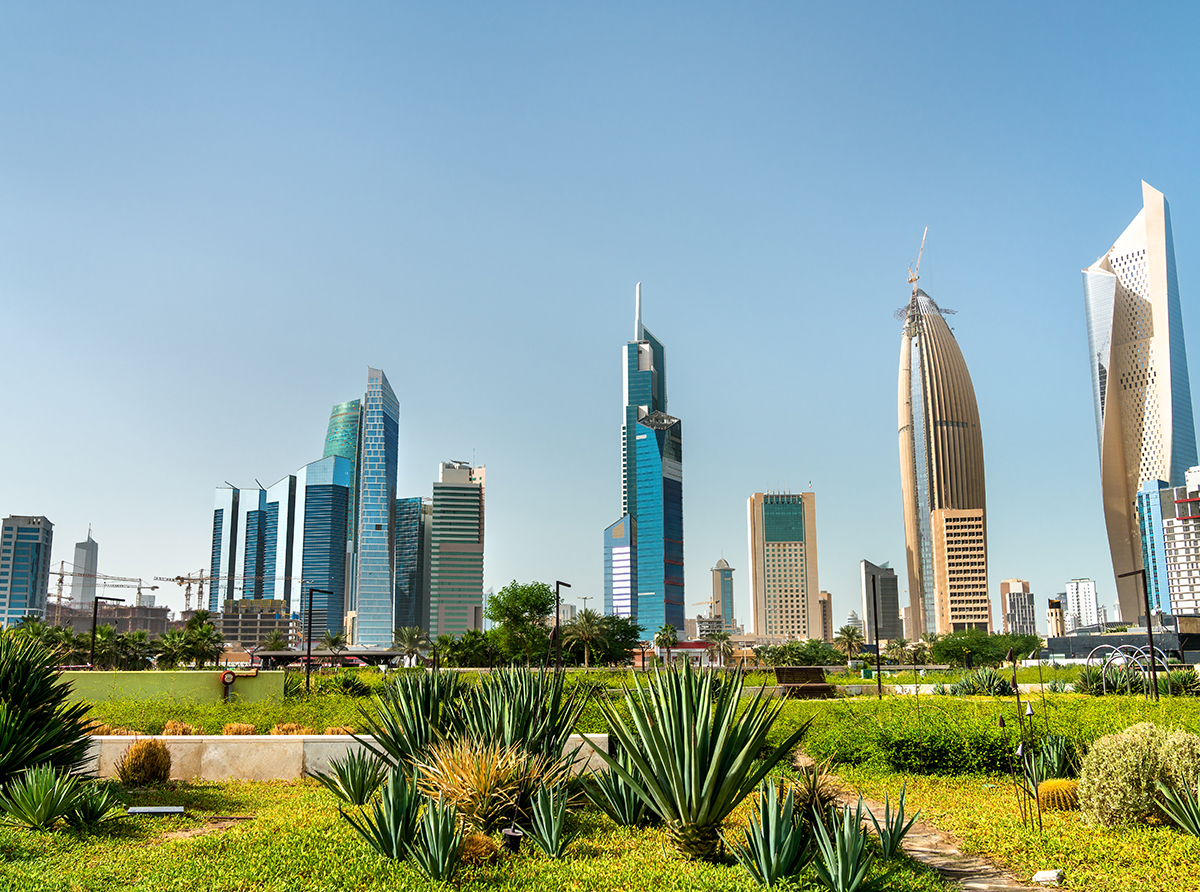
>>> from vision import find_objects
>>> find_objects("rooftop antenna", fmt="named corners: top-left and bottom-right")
top-left (635, 282), bottom-right (643, 340)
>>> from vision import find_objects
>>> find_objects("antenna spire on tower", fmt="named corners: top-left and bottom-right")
top-left (635, 282), bottom-right (643, 340)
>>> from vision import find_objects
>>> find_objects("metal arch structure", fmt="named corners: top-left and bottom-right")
top-left (1085, 643), bottom-right (1173, 698)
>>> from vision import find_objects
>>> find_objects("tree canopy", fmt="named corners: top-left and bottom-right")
top-left (483, 580), bottom-right (556, 663)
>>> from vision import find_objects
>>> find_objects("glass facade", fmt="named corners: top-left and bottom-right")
top-left (429, 463), bottom-right (485, 637)
top-left (323, 399), bottom-right (362, 555)
top-left (0, 517), bottom-right (53, 627)
top-left (298, 456), bottom-right (352, 637)
top-left (210, 487), bottom-right (240, 610)
top-left (353, 368), bottom-right (399, 646)
top-left (1137, 479), bottom-right (1170, 613)
top-left (394, 496), bottom-right (430, 632)
top-left (609, 289), bottom-right (684, 632)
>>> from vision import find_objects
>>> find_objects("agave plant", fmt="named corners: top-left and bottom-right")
top-left (1035, 734), bottom-right (1076, 781)
top-left (725, 778), bottom-right (813, 886)
top-left (526, 784), bottom-right (577, 859)
top-left (405, 797), bottom-right (463, 882)
top-left (0, 765), bottom-right (82, 831)
top-left (64, 782), bottom-right (124, 831)
top-left (1157, 775), bottom-right (1200, 837)
top-left (309, 748), bottom-right (389, 806)
top-left (812, 800), bottom-right (875, 892)
top-left (867, 784), bottom-right (918, 860)
top-left (0, 634), bottom-right (93, 784)
top-left (456, 667), bottom-right (586, 761)
top-left (585, 746), bottom-right (657, 826)
top-left (341, 766), bottom-right (423, 859)
top-left (356, 670), bottom-right (463, 768)
top-left (588, 661), bottom-right (812, 861)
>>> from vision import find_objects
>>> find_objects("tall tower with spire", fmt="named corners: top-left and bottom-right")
top-left (897, 245), bottom-right (991, 636)
top-left (604, 284), bottom-right (685, 633)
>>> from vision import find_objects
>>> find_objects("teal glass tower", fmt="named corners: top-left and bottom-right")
top-left (0, 516), bottom-right (53, 627)
top-left (352, 368), bottom-right (399, 646)
top-left (604, 284), bottom-right (684, 632)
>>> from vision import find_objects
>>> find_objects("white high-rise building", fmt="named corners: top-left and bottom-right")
top-left (1064, 578), bottom-right (1101, 629)
top-left (1083, 182), bottom-right (1198, 623)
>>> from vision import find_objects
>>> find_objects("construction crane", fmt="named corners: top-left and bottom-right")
top-left (894, 227), bottom-right (955, 321)
top-left (154, 572), bottom-right (208, 613)
top-left (52, 565), bottom-right (160, 623)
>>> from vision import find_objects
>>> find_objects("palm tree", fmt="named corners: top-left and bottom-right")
top-left (431, 633), bottom-right (459, 669)
top-left (392, 627), bottom-right (428, 666)
top-left (155, 629), bottom-right (189, 668)
top-left (187, 624), bottom-right (226, 669)
top-left (885, 637), bottom-right (911, 666)
top-left (654, 624), bottom-right (678, 666)
top-left (118, 630), bottom-right (157, 670)
top-left (704, 631), bottom-right (734, 668)
top-left (320, 630), bottom-right (348, 666)
top-left (564, 609), bottom-right (607, 669)
top-left (92, 625), bottom-right (118, 670)
top-left (260, 629), bottom-right (291, 652)
top-left (833, 624), bottom-right (866, 659)
top-left (910, 641), bottom-right (929, 667)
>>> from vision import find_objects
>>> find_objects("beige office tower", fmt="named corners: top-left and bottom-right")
top-left (898, 269), bottom-right (990, 636)
top-left (748, 492), bottom-right (819, 639)
top-left (817, 590), bottom-right (833, 642)
top-left (1046, 599), bottom-right (1066, 638)
top-left (429, 461), bottom-right (486, 637)
top-left (1083, 182), bottom-right (1197, 623)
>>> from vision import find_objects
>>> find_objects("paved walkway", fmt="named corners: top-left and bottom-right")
top-left (851, 792), bottom-right (1050, 891)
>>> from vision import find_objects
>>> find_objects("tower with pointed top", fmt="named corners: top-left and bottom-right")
top-left (898, 271), bottom-right (990, 636)
top-left (604, 284), bottom-right (684, 633)
top-left (1085, 181), bottom-right (1197, 622)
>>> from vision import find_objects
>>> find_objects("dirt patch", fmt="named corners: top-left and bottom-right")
top-left (160, 816), bottom-right (254, 842)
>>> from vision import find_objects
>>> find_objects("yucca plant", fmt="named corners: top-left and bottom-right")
top-left (356, 671), bottom-right (462, 768)
top-left (308, 748), bottom-right (388, 806)
top-left (867, 784), bottom-right (918, 860)
top-left (405, 797), bottom-right (463, 882)
top-left (0, 634), bottom-right (93, 784)
top-left (64, 782), bottom-right (124, 831)
top-left (812, 800), bottom-right (875, 892)
top-left (725, 778), bottom-right (813, 886)
top-left (455, 668), bottom-right (587, 763)
top-left (341, 767), bottom-right (423, 859)
top-left (588, 661), bottom-right (812, 861)
top-left (0, 765), bottom-right (82, 831)
top-left (526, 785), bottom-right (577, 859)
top-left (1036, 734), bottom-right (1076, 780)
top-left (1157, 775), bottom-right (1200, 837)
top-left (585, 746), bottom-right (657, 826)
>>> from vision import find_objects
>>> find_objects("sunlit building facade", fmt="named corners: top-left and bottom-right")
top-left (898, 279), bottom-right (990, 635)
top-left (748, 492), bottom-right (819, 639)
top-left (429, 461), bottom-right (485, 637)
top-left (0, 516), bottom-right (53, 627)
top-left (394, 496), bottom-right (431, 632)
top-left (1084, 182), bottom-right (1198, 622)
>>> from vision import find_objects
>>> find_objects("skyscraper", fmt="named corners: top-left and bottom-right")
top-left (603, 515), bottom-right (635, 618)
top-left (1064, 578), bottom-right (1101, 629)
top-left (394, 496), bottom-right (431, 632)
top-left (429, 461), bottom-right (485, 637)
top-left (860, 560), bottom-right (902, 644)
top-left (323, 399), bottom-right (362, 558)
top-left (748, 492), bottom-right (819, 639)
top-left (1083, 182), bottom-right (1198, 622)
top-left (0, 516), bottom-right (53, 627)
top-left (210, 487), bottom-right (240, 610)
top-left (898, 268), bottom-right (990, 635)
top-left (711, 558), bottom-right (735, 632)
top-left (1000, 579), bottom-right (1037, 636)
top-left (294, 455), bottom-right (353, 637)
top-left (70, 531), bottom-right (99, 607)
top-left (604, 284), bottom-right (684, 632)
top-left (350, 368), bottom-right (399, 646)
top-left (817, 591), bottom-right (833, 642)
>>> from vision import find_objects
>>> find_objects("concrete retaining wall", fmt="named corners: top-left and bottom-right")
top-left (65, 670), bottom-right (285, 703)
top-left (84, 733), bottom-right (611, 782)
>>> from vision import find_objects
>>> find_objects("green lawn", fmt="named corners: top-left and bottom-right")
top-left (0, 780), bottom-right (952, 892)
top-left (838, 765), bottom-right (1200, 892)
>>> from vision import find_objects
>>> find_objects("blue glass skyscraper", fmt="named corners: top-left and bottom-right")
top-left (294, 455), bottom-right (352, 636)
top-left (0, 516), bottom-right (53, 627)
top-left (352, 368), bottom-right (399, 646)
top-left (604, 284), bottom-right (685, 633)
top-left (394, 496), bottom-right (431, 632)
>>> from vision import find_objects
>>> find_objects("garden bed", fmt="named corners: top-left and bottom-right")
top-left (0, 779), bottom-right (954, 892)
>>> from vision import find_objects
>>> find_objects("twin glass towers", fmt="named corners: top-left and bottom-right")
top-left (604, 284), bottom-right (685, 633)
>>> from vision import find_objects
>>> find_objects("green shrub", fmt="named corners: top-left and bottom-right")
top-left (1078, 722), bottom-right (1200, 826)
top-left (0, 633), bottom-right (93, 784)
top-left (948, 667), bottom-right (1014, 697)
top-left (0, 765), bottom-right (82, 831)
top-left (115, 738), bottom-right (171, 786)
top-left (64, 782), bottom-right (124, 830)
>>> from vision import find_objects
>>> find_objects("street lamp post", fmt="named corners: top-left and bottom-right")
top-left (90, 596), bottom-right (126, 670)
top-left (872, 575), bottom-right (883, 701)
top-left (306, 588), bottom-right (333, 693)
top-left (1117, 569), bottom-right (1160, 702)
top-left (554, 581), bottom-right (571, 670)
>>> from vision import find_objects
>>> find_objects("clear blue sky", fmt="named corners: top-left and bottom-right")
top-left (4, 2), bottom-right (1200, 630)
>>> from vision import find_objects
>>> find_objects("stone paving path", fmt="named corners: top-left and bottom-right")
top-left (850, 792), bottom-right (1050, 892)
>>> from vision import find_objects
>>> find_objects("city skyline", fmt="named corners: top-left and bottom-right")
top-left (6, 6), bottom-right (1200, 632)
